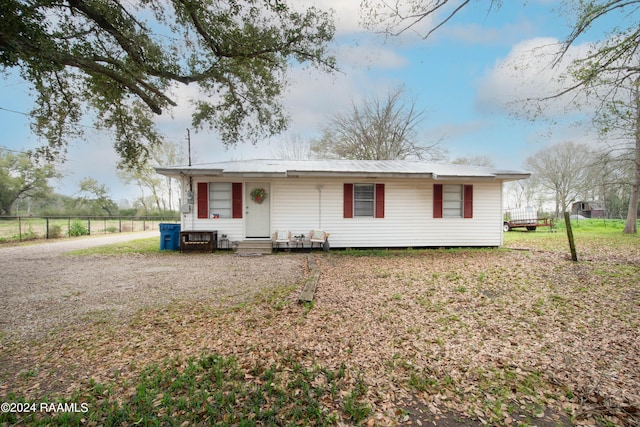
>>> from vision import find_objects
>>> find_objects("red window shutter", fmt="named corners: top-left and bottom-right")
top-left (343, 183), bottom-right (353, 218)
top-left (463, 184), bottom-right (473, 218)
top-left (232, 182), bottom-right (243, 219)
top-left (433, 184), bottom-right (443, 218)
top-left (197, 182), bottom-right (208, 219)
top-left (375, 184), bottom-right (385, 218)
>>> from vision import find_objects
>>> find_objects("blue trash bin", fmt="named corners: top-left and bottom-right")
top-left (159, 223), bottom-right (181, 251)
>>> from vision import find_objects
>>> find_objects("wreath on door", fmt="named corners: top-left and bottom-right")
top-left (250, 187), bottom-right (268, 204)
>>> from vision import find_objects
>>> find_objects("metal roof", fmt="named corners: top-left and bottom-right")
top-left (155, 159), bottom-right (530, 181)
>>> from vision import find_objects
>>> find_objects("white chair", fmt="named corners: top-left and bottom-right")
top-left (272, 230), bottom-right (291, 251)
top-left (309, 230), bottom-right (329, 251)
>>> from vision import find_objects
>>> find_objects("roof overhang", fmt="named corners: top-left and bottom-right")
top-left (154, 167), bottom-right (224, 179)
top-left (155, 162), bottom-right (531, 182)
top-left (286, 170), bottom-right (435, 179)
top-left (494, 173), bottom-right (532, 182)
top-left (432, 173), bottom-right (531, 182)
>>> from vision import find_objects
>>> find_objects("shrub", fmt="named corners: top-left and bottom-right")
top-left (16, 225), bottom-right (38, 241)
top-left (49, 224), bottom-right (62, 239)
top-left (69, 221), bottom-right (89, 237)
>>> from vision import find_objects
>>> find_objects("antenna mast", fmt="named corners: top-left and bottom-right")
top-left (186, 128), bottom-right (192, 167)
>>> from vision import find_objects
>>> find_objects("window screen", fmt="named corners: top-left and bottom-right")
top-left (354, 184), bottom-right (374, 217)
top-left (442, 184), bottom-right (462, 218)
top-left (209, 182), bottom-right (232, 218)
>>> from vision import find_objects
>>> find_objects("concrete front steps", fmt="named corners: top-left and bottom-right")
top-left (234, 240), bottom-right (272, 255)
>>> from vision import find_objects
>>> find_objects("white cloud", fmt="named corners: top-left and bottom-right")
top-left (475, 37), bottom-right (598, 119)
top-left (293, 0), bottom-right (362, 35)
top-left (426, 120), bottom-right (490, 142)
top-left (156, 82), bottom-right (203, 126)
top-left (281, 37), bottom-right (409, 137)
top-left (283, 32), bottom-right (409, 126)
top-left (338, 34), bottom-right (410, 69)
top-left (55, 131), bottom-right (141, 199)
top-left (442, 20), bottom-right (536, 46)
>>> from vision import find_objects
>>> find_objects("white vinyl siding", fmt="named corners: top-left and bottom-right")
top-left (269, 179), bottom-right (503, 247)
top-left (178, 177), bottom-right (242, 242)
top-left (443, 184), bottom-right (462, 218)
top-left (209, 182), bottom-right (232, 218)
top-left (182, 177), bottom-right (505, 247)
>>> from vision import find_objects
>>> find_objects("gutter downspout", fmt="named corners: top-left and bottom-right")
top-left (317, 185), bottom-right (323, 229)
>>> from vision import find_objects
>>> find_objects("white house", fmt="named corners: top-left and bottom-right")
top-left (155, 159), bottom-right (530, 248)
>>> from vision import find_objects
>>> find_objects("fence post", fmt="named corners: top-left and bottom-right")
top-left (0, 216), bottom-right (181, 242)
top-left (564, 212), bottom-right (578, 262)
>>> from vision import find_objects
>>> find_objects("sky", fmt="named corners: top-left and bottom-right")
top-left (0, 0), bottom-right (627, 203)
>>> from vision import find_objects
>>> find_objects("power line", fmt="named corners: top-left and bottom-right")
top-left (0, 106), bottom-right (30, 117)
top-left (0, 145), bottom-right (28, 154)
top-left (0, 105), bottom-right (185, 141)
top-left (0, 105), bottom-right (115, 133)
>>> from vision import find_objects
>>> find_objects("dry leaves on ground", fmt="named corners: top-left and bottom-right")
top-left (1, 234), bottom-right (639, 426)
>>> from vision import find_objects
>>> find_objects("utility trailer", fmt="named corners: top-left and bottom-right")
top-left (503, 207), bottom-right (554, 231)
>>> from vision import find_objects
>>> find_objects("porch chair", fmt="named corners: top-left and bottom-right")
top-left (272, 230), bottom-right (291, 251)
top-left (309, 230), bottom-right (329, 252)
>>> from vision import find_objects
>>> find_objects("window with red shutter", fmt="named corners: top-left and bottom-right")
top-left (463, 185), bottom-right (473, 218)
top-left (375, 184), bottom-right (385, 218)
top-left (232, 182), bottom-right (243, 219)
top-left (343, 183), bottom-right (354, 218)
top-left (197, 182), bottom-right (208, 218)
top-left (433, 184), bottom-right (443, 218)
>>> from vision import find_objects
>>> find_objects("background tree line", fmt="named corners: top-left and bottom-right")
top-left (0, 143), bottom-right (181, 217)
top-left (505, 140), bottom-right (636, 220)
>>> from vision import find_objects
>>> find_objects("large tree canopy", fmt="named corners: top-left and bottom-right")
top-left (525, 141), bottom-right (597, 218)
top-left (0, 150), bottom-right (60, 215)
top-left (0, 0), bottom-right (336, 168)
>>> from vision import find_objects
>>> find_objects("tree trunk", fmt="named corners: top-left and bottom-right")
top-left (623, 144), bottom-right (639, 233)
top-left (623, 87), bottom-right (640, 234)
top-left (624, 179), bottom-right (639, 233)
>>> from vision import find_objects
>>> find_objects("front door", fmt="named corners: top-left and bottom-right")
top-left (245, 182), bottom-right (271, 238)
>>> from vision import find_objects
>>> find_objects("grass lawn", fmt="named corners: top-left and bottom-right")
top-left (64, 237), bottom-right (164, 256)
top-left (1, 220), bottom-right (638, 426)
top-left (0, 218), bottom-right (167, 243)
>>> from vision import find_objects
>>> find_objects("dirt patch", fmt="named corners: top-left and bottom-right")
top-left (1, 236), bottom-right (639, 426)
top-left (0, 245), bottom-right (306, 340)
top-left (396, 397), bottom-right (572, 426)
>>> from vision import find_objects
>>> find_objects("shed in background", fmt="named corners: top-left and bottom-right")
top-left (572, 201), bottom-right (606, 219)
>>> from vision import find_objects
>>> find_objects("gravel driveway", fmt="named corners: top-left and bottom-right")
top-left (0, 233), bottom-right (306, 340)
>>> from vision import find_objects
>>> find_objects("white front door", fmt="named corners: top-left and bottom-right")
top-left (245, 182), bottom-right (271, 238)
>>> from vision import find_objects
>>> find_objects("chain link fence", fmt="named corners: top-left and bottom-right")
top-left (0, 216), bottom-right (180, 242)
